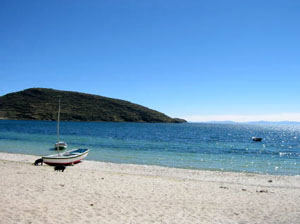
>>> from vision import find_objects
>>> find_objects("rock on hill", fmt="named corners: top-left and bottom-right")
top-left (0, 88), bottom-right (186, 123)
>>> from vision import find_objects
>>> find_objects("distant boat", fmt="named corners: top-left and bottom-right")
top-left (43, 98), bottom-right (89, 165)
top-left (252, 137), bottom-right (262, 142)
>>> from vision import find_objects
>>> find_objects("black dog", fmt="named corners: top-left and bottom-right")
top-left (54, 165), bottom-right (66, 172)
top-left (34, 158), bottom-right (43, 166)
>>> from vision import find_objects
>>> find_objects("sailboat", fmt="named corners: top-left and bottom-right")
top-left (54, 98), bottom-right (67, 150)
top-left (42, 98), bottom-right (89, 165)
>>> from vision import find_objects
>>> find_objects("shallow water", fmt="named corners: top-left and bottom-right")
top-left (0, 120), bottom-right (300, 175)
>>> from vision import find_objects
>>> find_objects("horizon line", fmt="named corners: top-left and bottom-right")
top-left (182, 113), bottom-right (300, 123)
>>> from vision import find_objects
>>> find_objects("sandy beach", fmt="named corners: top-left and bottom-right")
top-left (0, 152), bottom-right (300, 224)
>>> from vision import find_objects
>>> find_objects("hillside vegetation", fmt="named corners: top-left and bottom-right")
top-left (0, 88), bottom-right (186, 123)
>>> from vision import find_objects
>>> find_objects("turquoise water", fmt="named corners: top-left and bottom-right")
top-left (0, 120), bottom-right (300, 175)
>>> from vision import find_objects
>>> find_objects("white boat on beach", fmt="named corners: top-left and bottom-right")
top-left (43, 97), bottom-right (89, 165)
top-left (43, 148), bottom-right (89, 165)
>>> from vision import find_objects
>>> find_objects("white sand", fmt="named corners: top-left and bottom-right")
top-left (0, 152), bottom-right (300, 224)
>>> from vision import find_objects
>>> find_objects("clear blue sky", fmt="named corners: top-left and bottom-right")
top-left (1, 0), bottom-right (300, 121)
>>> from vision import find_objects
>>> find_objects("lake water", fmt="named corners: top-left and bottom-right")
top-left (0, 120), bottom-right (300, 175)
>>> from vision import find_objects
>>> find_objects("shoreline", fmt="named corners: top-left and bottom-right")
top-left (0, 150), bottom-right (299, 177)
top-left (0, 151), bottom-right (299, 187)
top-left (1, 152), bottom-right (300, 223)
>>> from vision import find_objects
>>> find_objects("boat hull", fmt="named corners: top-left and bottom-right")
top-left (43, 149), bottom-right (89, 166)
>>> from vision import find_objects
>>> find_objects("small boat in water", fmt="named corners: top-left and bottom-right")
top-left (252, 137), bottom-right (262, 142)
top-left (54, 98), bottom-right (67, 150)
top-left (55, 141), bottom-right (67, 150)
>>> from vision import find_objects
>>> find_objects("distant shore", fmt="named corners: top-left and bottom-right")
top-left (0, 152), bottom-right (300, 224)
top-left (0, 88), bottom-right (187, 123)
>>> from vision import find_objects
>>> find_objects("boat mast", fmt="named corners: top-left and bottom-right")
top-left (57, 97), bottom-right (61, 153)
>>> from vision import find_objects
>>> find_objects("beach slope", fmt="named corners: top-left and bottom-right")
top-left (0, 152), bottom-right (299, 224)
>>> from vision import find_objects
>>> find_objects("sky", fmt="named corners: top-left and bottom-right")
top-left (1, 0), bottom-right (300, 122)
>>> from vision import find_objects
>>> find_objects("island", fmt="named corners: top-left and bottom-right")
top-left (0, 88), bottom-right (186, 123)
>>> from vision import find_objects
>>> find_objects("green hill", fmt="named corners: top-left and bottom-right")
top-left (0, 88), bottom-right (186, 123)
